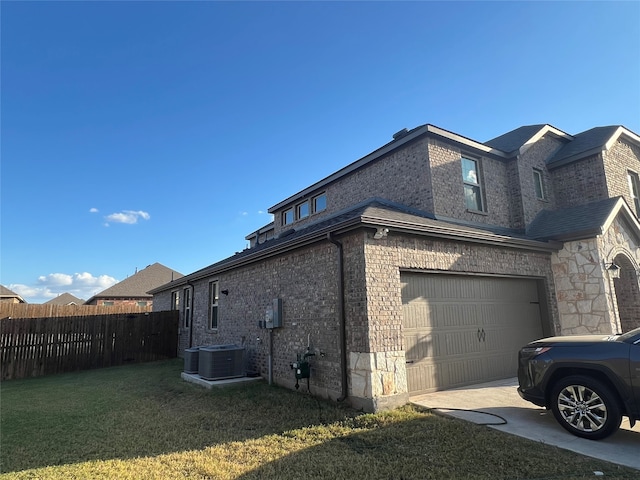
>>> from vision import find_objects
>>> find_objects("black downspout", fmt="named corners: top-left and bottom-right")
top-left (327, 233), bottom-right (348, 402)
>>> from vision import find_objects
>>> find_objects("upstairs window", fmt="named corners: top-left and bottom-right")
top-left (313, 193), bottom-right (327, 213)
top-left (283, 208), bottom-right (294, 226)
top-left (461, 157), bottom-right (484, 212)
top-left (533, 169), bottom-right (546, 200)
top-left (281, 193), bottom-right (327, 226)
top-left (208, 281), bottom-right (219, 330)
top-left (297, 201), bottom-right (310, 219)
top-left (628, 171), bottom-right (640, 214)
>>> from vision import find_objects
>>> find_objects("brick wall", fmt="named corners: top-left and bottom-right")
top-left (428, 139), bottom-right (513, 228)
top-left (604, 138), bottom-right (640, 216)
top-left (272, 137), bottom-right (434, 237)
top-left (551, 153), bottom-right (609, 208)
top-left (517, 136), bottom-right (561, 227)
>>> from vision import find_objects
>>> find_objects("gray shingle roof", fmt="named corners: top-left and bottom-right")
top-left (526, 197), bottom-right (621, 241)
top-left (547, 126), bottom-right (621, 167)
top-left (88, 263), bottom-right (183, 301)
top-left (152, 198), bottom-right (557, 293)
top-left (44, 293), bottom-right (85, 305)
top-left (483, 125), bottom-right (547, 154)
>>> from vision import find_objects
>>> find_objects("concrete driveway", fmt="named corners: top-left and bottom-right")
top-left (411, 378), bottom-right (640, 471)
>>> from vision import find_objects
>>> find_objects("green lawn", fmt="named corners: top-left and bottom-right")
top-left (1, 360), bottom-right (637, 479)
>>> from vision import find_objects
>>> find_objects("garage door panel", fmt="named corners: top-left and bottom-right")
top-left (402, 273), bottom-right (545, 395)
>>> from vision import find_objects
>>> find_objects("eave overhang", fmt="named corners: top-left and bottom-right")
top-left (151, 213), bottom-right (560, 294)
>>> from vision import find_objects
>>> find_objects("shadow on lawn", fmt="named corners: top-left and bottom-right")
top-left (0, 360), bottom-right (357, 473)
top-left (232, 415), bottom-right (640, 480)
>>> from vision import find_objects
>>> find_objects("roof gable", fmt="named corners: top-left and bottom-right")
top-left (546, 125), bottom-right (640, 169)
top-left (0, 285), bottom-right (26, 303)
top-left (526, 197), bottom-right (640, 242)
top-left (44, 293), bottom-right (84, 305)
top-left (484, 124), bottom-right (572, 156)
top-left (87, 263), bottom-right (183, 302)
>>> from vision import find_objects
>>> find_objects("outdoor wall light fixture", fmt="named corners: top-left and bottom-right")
top-left (221, 289), bottom-right (229, 296)
top-left (373, 227), bottom-right (389, 240)
top-left (605, 262), bottom-right (621, 279)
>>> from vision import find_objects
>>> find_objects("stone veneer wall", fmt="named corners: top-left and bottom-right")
top-left (551, 239), bottom-right (611, 335)
top-left (552, 215), bottom-right (640, 335)
top-left (599, 215), bottom-right (640, 333)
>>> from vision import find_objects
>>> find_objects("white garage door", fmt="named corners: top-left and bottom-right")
top-left (401, 272), bottom-right (545, 395)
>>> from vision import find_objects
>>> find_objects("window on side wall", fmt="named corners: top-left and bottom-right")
top-left (208, 281), bottom-right (219, 330)
top-left (533, 169), bottom-right (546, 200)
top-left (297, 201), bottom-right (310, 220)
top-left (137, 301), bottom-right (148, 307)
top-left (183, 287), bottom-right (191, 329)
top-left (628, 171), bottom-right (640, 214)
top-left (313, 193), bottom-right (327, 213)
top-left (461, 157), bottom-right (484, 211)
top-left (283, 208), bottom-right (294, 226)
top-left (171, 291), bottom-right (180, 311)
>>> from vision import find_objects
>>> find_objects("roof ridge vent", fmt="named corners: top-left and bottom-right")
top-left (392, 128), bottom-right (409, 140)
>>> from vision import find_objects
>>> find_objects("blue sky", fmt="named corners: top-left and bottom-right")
top-left (2, 1), bottom-right (639, 303)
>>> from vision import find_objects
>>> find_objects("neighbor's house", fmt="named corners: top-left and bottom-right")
top-left (151, 123), bottom-right (640, 412)
top-left (0, 285), bottom-right (26, 304)
top-left (85, 263), bottom-right (183, 308)
top-left (43, 293), bottom-right (84, 306)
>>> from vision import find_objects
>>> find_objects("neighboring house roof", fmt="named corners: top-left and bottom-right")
top-left (43, 293), bottom-right (84, 305)
top-left (151, 198), bottom-right (560, 293)
top-left (526, 197), bottom-right (640, 242)
top-left (86, 263), bottom-right (184, 303)
top-left (0, 285), bottom-right (26, 303)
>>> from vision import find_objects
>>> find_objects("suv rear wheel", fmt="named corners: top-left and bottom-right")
top-left (550, 375), bottom-right (622, 440)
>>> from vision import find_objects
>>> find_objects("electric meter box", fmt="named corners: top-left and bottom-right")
top-left (265, 298), bottom-right (283, 329)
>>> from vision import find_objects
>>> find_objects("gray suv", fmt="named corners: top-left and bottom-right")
top-left (517, 327), bottom-right (640, 440)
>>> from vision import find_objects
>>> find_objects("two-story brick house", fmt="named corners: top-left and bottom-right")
top-left (151, 122), bottom-right (640, 412)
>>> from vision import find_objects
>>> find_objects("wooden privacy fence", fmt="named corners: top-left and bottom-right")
top-left (0, 311), bottom-right (178, 380)
top-left (0, 303), bottom-right (152, 320)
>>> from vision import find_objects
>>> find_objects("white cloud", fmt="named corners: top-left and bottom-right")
top-left (38, 273), bottom-right (73, 286)
top-left (104, 210), bottom-right (150, 226)
top-left (10, 272), bottom-right (119, 303)
top-left (89, 208), bottom-right (99, 213)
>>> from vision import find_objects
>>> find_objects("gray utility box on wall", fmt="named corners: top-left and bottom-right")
top-left (184, 347), bottom-right (200, 374)
top-left (198, 345), bottom-right (246, 380)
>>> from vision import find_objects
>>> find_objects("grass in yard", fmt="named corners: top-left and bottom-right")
top-left (1, 360), bottom-right (638, 479)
